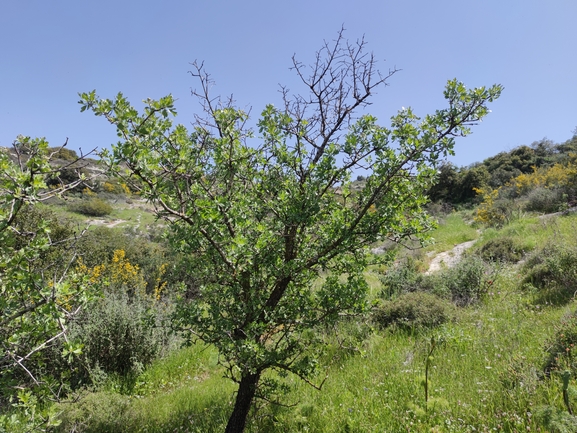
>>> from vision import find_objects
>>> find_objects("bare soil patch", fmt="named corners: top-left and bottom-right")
top-left (425, 240), bottom-right (477, 275)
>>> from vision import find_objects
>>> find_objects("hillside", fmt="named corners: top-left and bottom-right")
top-left (48, 209), bottom-right (577, 433)
top-left (4, 131), bottom-right (577, 432)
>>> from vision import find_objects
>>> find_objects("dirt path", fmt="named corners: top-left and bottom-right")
top-left (87, 219), bottom-right (127, 228)
top-left (425, 239), bottom-right (477, 275)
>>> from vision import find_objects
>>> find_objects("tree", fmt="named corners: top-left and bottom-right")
top-left (481, 145), bottom-right (549, 188)
top-left (427, 161), bottom-right (459, 203)
top-left (79, 31), bottom-right (502, 433)
top-left (0, 136), bottom-right (93, 429)
top-left (454, 163), bottom-right (491, 203)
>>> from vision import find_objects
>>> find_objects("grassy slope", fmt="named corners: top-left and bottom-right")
top-left (55, 212), bottom-right (577, 433)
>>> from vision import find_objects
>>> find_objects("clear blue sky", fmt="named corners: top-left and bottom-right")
top-left (1, 0), bottom-right (575, 167)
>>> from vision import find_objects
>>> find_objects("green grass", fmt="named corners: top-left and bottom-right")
top-left (41, 192), bottom-right (160, 230)
top-left (426, 212), bottom-right (479, 253)
top-left (37, 201), bottom-right (87, 225)
top-left (57, 291), bottom-right (569, 432)
top-left (258, 276), bottom-right (565, 432)
top-left (55, 345), bottom-right (235, 433)
top-left (52, 212), bottom-right (577, 432)
top-left (109, 204), bottom-right (159, 228)
top-left (475, 212), bottom-right (577, 258)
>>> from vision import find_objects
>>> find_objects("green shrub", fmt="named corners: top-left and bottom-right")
top-left (69, 197), bottom-right (113, 217)
top-left (535, 405), bottom-right (577, 433)
top-left (380, 255), bottom-right (490, 306)
top-left (440, 255), bottom-right (491, 306)
top-left (525, 187), bottom-right (566, 213)
top-left (523, 244), bottom-right (577, 302)
top-left (372, 291), bottom-right (455, 331)
top-left (68, 293), bottom-right (172, 386)
top-left (544, 310), bottom-right (577, 376)
top-left (425, 201), bottom-right (453, 217)
top-left (478, 236), bottom-right (524, 263)
top-left (50, 147), bottom-right (79, 161)
top-left (46, 167), bottom-right (82, 189)
top-left (11, 205), bottom-right (78, 272)
top-left (379, 257), bottom-right (433, 299)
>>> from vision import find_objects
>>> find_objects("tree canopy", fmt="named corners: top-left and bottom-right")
top-left (80, 32), bottom-right (501, 433)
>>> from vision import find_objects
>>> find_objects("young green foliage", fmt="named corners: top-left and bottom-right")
top-left (0, 136), bottom-right (95, 428)
top-left (80, 31), bottom-right (501, 433)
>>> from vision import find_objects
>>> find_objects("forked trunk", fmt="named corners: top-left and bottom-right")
top-left (224, 372), bottom-right (260, 433)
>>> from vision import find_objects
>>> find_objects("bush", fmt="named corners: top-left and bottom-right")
top-left (425, 201), bottom-right (453, 217)
top-left (46, 167), bottom-right (82, 189)
top-left (379, 257), bottom-right (435, 299)
top-left (69, 197), bottom-right (113, 217)
top-left (478, 236), bottom-right (524, 263)
top-left (11, 205), bottom-right (78, 272)
top-left (440, 255), bottom-right (491, 306)
top-left (535, 405), bottom-right (577, 433)
top-left (68, 293), bottom-right (172, 386)
top-left (523, 244), bottom-right (577, 301)
top-left (523, 245), bottom-right (577, 305)
top-left (372, 291), bottom-right (455, 331)
top-left (525, 187), bottom-right (566, 213)
top-left (543, 309), bottom-right (577, 376)
top-left (50, 147), bottom-right (79, 161)
top-left (380, 255), bottom-right (490, 306)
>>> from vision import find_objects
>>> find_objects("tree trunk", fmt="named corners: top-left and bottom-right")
top-left (224, 372), bottom-right (260, 433)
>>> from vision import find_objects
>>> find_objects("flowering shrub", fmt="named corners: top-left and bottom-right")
top-left (513, 162), bottom-right (577, 196)
top-left (473, 187), bottom-right (508, 226)
top-left (71, 250), bottom-right (173, 385)
top-left (474, 160), bottom-right (577, 225)
top-left (101, 179), bottom-right (132, 195)
top-left (76, 249), bottom-right (148, 298)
